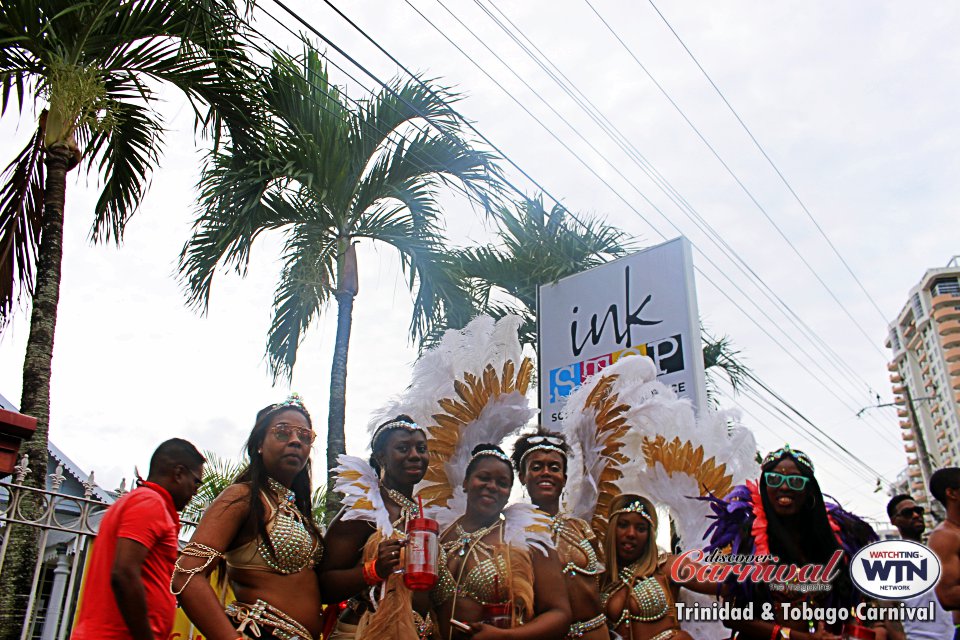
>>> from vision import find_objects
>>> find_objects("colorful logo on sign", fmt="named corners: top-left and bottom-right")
top-left (849, 540), bottom-right (940, 600)
top-left (547, 334), bottom-right (685, 403)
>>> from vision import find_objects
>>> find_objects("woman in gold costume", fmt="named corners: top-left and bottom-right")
top-left (433, 444), bottom-right (571, 639)
top-left (171, 395), bottom-right (324, 640)
top-left (510, 431), bottom-right (607, 640)
top-left (601, 494), bottom-right (715, 640)
top-left (320, 415), bottom-right (435, 640)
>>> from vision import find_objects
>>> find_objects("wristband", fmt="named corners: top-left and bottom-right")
top-left (362, 558), bottom-right (384, 585)
top-left (769, 624), bottom-right (781, 640)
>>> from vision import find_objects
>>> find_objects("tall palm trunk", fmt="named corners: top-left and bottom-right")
top-left (325, 243), bottom-right (358, 518)
top-left (0, 142), bottom-right (73, 640)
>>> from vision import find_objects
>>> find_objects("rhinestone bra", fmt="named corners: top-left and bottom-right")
top-left (552, 515), bottom-right (604, 579)
top-left (256, 478), bottom-right (322, 574)
top-left (602, 563), bottom-right (671, 629)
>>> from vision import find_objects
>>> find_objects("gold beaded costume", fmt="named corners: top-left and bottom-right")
top-left (601, 560), bottom-right (680, 640)
top-left (332, 454), bottom-right (436, 640)
top-left (560, 354), bottom-right (758, 639)
top-left (549, 514), bottom-right (609, 639)
top-left (433, 516), bottom-right (539, 626)
top-left (173, 478), bottom-right (323, 640)
top-left (361, 316), bottom-right (555, 635)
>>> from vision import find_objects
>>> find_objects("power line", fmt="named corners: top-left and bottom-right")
top-left (413, 0), bottom-right (900, 451)
top-left (645, 0), bottom-right (889, 325)
top-left (581, 0), bottom-right (888, 360)
top-left (257, 0), bottom-right (899, 478)
top-left (471, 0), bottom-right (897, 439)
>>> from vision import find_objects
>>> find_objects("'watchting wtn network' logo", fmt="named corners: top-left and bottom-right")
top-left (849, 540), bottom-right (940, 600)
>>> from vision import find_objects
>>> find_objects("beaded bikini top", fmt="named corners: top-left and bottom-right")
top-left (601, 562), bottom-right (674, 628)
top-left (224, 479), bottom-right (322, 575)
top-left (551, 514), bottom-right (604, 580)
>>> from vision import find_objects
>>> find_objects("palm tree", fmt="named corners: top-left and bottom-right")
top-left (434, 195), bottom-right (752, 393)
top-left (427, 195), bottom-right (636, 346)
top-left (178, 43), bottom-right (500, 508)
top-left (0, 0), bottom-right (253, 630)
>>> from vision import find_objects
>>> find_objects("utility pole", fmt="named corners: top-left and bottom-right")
top-left (858, 390), bottom-right (939, 518)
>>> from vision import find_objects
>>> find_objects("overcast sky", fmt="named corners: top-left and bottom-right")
top-left (2, 0), bottom-right (958, 525)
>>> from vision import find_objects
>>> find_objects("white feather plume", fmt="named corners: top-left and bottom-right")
top-left (332, 454), bottom-right (395, 535)
top-left (502, 503), bottom-right (553, 555)
top-left (367, 315), bottom-right (525, 434)
top-left (562, 353), bottom-right (758, 544)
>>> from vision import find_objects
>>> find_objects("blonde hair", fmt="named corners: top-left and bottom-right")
top-left (601, 494), bottom-right (659, 590)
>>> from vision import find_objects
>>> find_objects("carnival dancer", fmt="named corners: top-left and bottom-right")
top-left (601, 494), bottom-right (720, 640)
top-left (320, 415), bottom-right (435, 640)
top-left (433, 444), bottom-right (570, 639)
top-left (510, 430), bottom-right (608, 640)
top-left (358, 315), bottom-right (572, 638)
top-left (702, 445), bottom-right (878, 640)
top-left (561, 354), bottom-right (757, 638)
top-left (171, 395), bottom-right (324, 640)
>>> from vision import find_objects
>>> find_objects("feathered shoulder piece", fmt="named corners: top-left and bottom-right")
top-left (332, 454), bottom-right (397, 536)
top-left (502, 503), bottom-right (554, 555)
top-left (563, 354), bottom-right (758, 545)
top-left (368, 315), bottom-right (537, 528)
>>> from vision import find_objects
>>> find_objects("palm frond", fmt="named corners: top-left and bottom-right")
top-left (266, 230), bottom-right (338, 381)
top-left (178, 142), bottom-right (295, 311)
top-left (182, 450), bottom-right (246, 521)
top-left (0, 120), bottom-right (44, 322)
top-left (85, 98), bottom-right (163, 243)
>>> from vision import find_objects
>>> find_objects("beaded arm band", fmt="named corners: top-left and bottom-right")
top-left (170, 542), bottom-right (224, 595)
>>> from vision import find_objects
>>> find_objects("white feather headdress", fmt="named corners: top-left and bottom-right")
top-left (562, 354), bottom-right (758, 544)
top-left (367, 315), bottom-right (540, 533)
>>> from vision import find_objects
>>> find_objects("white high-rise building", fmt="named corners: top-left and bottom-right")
top-left (885, 257), bottom-right (960, 515)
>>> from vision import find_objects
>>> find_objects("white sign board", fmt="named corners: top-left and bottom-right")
top-left (537, 237), bottom-right (706, 424)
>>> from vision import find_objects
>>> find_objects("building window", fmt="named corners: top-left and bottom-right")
top-left (932, 278), bottom-right (960, 297)
top-left (912, 292), bottom-right (925, 319)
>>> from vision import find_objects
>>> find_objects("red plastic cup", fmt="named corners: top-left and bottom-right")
top-left (403, 516), bottom-right (439, 591)
top-left (482, 602), bottom-right (512, 629)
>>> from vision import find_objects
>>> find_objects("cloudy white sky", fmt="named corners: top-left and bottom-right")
top-left (2, 0), bottom-right (958, 526)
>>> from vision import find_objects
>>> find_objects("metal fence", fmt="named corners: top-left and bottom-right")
top-left (0, 455), bottom-right (202, 640)
top-left (0, 458), bottom-right (109, 640)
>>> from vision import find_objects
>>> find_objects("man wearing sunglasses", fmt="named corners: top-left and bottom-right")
top-left (72, 439), bottom-right (205, 640)
top-left (885, 493), bottom-right (955, 639)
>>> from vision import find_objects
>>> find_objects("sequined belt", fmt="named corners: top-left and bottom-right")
top-left (226, 599), bottom-right (312, 640)
top-left (648, 629), bottom-right (678, 640)
top-left (565, 613), bottom-right (607, 638)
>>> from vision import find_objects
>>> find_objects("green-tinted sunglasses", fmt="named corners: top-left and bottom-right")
top-left (764, 472), bottom-right (810, 491)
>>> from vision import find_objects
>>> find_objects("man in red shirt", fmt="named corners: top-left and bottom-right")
top-left (72, 439), bottom-right (205, 640)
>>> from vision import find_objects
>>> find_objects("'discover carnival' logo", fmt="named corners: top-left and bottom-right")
top-left (849, 540), bottom-right (940, 600)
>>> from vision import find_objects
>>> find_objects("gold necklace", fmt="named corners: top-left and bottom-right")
top-left (444, 517), bottom-right (503, 557)
top-left (384, 486), bottom-right (420, 529)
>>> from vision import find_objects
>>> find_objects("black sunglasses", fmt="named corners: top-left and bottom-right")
top-left (895, 506), bottom-right (924, 518)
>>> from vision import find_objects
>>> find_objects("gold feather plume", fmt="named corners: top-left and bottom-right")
top-left (641, 435), bottom-right (734, 499)
top-left (416, 358), bottom-right (533, 508)
top-left (583, 373), bottom-right (634, 541)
